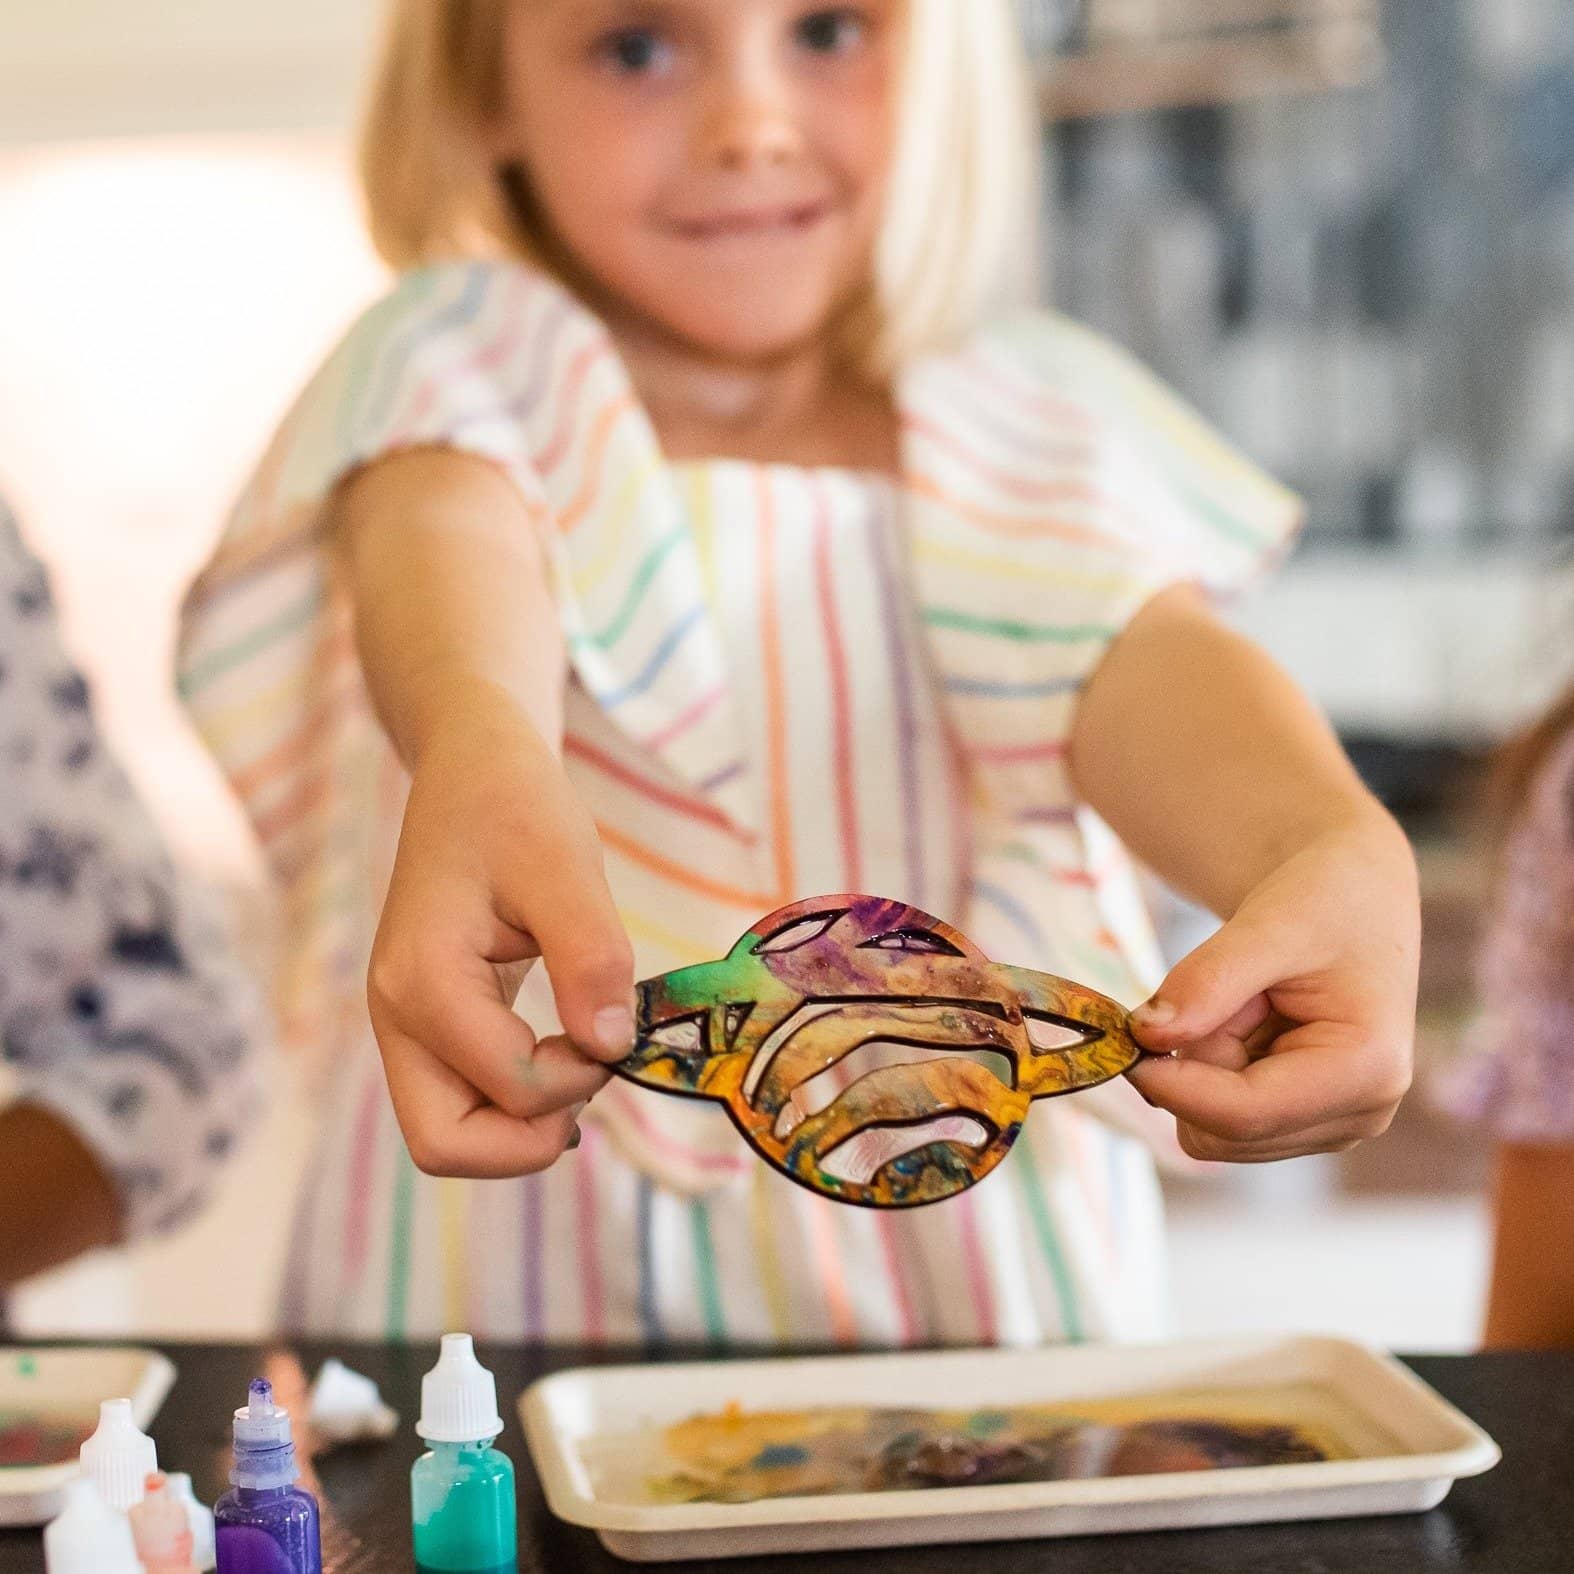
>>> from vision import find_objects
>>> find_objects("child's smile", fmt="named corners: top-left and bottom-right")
top-left (663, 197), bottom-right (835, 245)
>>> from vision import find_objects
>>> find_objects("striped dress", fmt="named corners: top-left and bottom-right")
top-left (177, 260), bottom-right (1300, 1345)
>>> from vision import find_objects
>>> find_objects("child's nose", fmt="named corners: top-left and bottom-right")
top-left (699, 76), bottom-right (804, 171)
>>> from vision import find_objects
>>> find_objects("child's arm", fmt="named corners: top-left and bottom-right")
top-left (1484, 1144), bottom-right (1574, 1348)
top-left (333, 449), bottom-right (636, 1179)
top-left (0, 1109), bottom-right (120, 1287)
top-left (1071, 584), bottom-right (1419, 1162)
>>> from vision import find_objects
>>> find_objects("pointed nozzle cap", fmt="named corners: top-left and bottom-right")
top-left (78, 1398), bottom-right (157, 1511)
top-left (417, 1333), bottom-right (504, 1443)
top-left (229, 1378), bottom-right (299, 1488)
top-left (45, 1475), bottom-right (143, 1574)
top-left (233, 1378), bottom-right (292, 1445)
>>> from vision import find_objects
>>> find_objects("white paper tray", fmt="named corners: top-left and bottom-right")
top-left (0, 1346), bottom-right (176, 1526)
top-left (521, 1334), bottom-right (1499, 1563)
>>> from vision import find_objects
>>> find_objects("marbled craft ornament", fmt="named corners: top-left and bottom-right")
top-left (617, 895), bottom-right (1140, 1208)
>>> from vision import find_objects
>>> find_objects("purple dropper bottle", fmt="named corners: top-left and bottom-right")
top-left (213, 1379), bottom-right (322, 1574)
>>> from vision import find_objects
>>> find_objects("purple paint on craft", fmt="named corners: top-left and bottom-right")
top-left (213, 1379), bottom-right (322, 1574)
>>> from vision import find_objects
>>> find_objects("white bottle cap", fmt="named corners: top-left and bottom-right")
top-left (308, 1358), bottom-right (400, 1443)
top-left (44, 1475), bottom-right (143, 1574)
top-left (417, 1333), bottom-right (504, 1443)
top-left (166, 1472), bottom-right (217, 1571)
top-left (79, 1398), bottom-right (158, 1511)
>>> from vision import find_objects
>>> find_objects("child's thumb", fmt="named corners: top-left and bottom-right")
top-left (1128, 914), bottom-right (1294, 1050)
top-left (526, 864), bottom-right (638, 1065)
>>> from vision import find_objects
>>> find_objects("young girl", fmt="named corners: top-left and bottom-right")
top-left (1439, 687), bottom-right (1574, 1348)
top-left (177, 0), bottom-right (1418, 1344)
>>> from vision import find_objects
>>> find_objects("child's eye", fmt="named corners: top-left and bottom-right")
top-left (597, 26), bottom-right (675, 76)
top-left (794, 8), bottom-right (868, 56)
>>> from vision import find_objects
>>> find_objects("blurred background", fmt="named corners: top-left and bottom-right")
top-left (0, 0), bottom-right (1570, 1347)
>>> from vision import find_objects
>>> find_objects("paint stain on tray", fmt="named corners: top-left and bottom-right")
top-left (583, 1386), bottom-right (1369, 1506)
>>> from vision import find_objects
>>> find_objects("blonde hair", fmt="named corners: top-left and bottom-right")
top-left (359, 0), bottom-right (1041, 379)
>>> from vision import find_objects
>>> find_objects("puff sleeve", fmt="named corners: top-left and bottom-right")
top-left (176, 260), bottom-right (606, 1049)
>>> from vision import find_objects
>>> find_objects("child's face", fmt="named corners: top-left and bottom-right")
top-left (495, 0), bottom-right (901, 364)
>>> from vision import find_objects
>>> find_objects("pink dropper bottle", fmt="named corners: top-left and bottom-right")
top-left (129, 1472), bottom-right (200, 1574)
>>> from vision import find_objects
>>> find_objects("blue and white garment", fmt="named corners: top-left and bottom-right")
top-left (0, 500), bottom-right (264, 1240)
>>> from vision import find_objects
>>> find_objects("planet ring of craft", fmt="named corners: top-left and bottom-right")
top-left (615, 894), bottom-right (1141, 1208)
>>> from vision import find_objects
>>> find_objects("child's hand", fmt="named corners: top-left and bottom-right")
top-left (366, 681), bottom-right (635, 1179)
top-left (1124, 812), bottom-right (1419, 1162)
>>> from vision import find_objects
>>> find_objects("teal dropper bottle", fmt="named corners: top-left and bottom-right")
top-left (411, 1335), bottom-right (518, 1574)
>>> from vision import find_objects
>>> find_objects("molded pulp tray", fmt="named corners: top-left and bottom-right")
top-left (0, 1346), bottom-right (176, 1526)
top-left (521, 1335), bottom-right (1500, 1562)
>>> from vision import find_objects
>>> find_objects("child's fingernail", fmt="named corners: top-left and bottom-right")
top-left (593, 1005), bottom-right (635, 1054)
top-left (567, 1123), bottom-right (583, 1151)
top-left (1132, 998), bottom-right (1177, 1028)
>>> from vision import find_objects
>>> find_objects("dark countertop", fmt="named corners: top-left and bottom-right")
top-left (4, 1344), bottom-right (1569, 1573)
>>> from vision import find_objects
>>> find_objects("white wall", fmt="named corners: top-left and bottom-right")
top-left (0, 0), bottom-right (377, 142)
top-left (0, 132), bottom-right (385, 871)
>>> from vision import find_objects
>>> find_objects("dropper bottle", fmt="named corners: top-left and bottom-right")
top-left (214, 1378), bottom-right (322, 1574)
top-left (44, 1475), bottom-right (143, 1574)
top-left (411, 1334), bottom-right (518, 1574)
top-left (129, 1471), bottom-right (200, 1574)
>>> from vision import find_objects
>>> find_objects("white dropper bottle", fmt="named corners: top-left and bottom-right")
top-left (44, 1475), bottom-right (143, 1574)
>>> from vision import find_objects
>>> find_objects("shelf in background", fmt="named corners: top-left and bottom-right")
top-left (1037, 1), bottom-right (1386, 119)
top-left (1226, 546), bottom-right (1574, 746)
